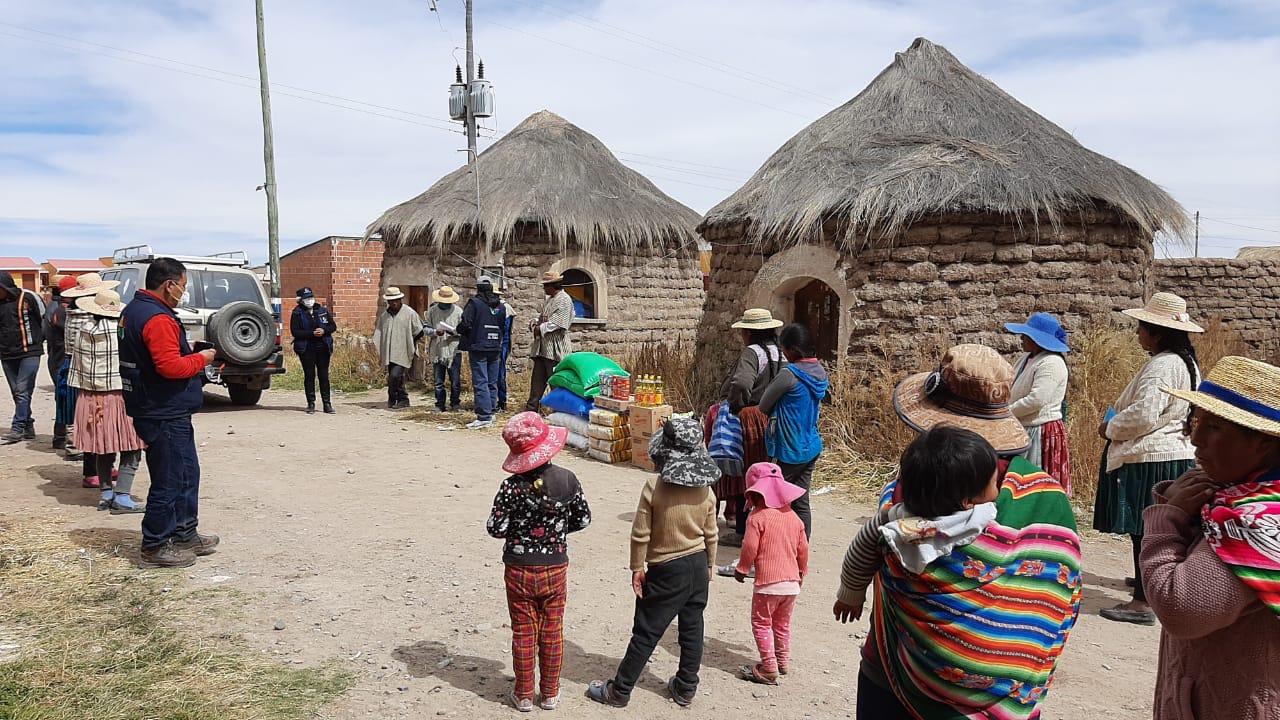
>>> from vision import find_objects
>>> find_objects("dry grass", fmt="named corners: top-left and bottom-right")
top-left (273, 335), bottom-right (386, 394)
top-left (0, 517), bottom-right (352, 719)
top-left (616, 340), bottom-right (697, 412)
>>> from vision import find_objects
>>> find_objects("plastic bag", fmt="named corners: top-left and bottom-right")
top-left (540, 387), bottom-right (593, 418)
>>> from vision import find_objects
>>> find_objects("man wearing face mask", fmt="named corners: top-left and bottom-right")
top-left (424, 286), bottom-right (464, 413)
top-left (373, 286), bottom-right (424, 409)
top-left (290, 287), bottom-right (337, 415)
top-left (118, 257), bottom-right (219, 568)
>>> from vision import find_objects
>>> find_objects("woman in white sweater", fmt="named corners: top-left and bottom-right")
top-left (1092, 293), bottom-right (1202, 625)
top-left (1005, 312), bottom-right (1071, 493)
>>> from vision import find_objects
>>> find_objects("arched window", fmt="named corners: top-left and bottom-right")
top-left (561, 268), bottom-right (596, 319)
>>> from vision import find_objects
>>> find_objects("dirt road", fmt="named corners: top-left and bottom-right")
top-left (1, 382), bottom-right (1160, 718)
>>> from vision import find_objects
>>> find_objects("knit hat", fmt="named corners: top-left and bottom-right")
top-left (1004, 312), bottom-right (1070, 353)
top-left (1162, 356), bottom-right (1280, 438)
top-left (61, 272), bottom-right (120, 298)
top-left (745, 462), bottom-right (805, 508)
top-left (1122, 292), bottom-right (1204, 333)
top-left (893, 344), bottom-right (1031, 455)
top-left (648, 416), bottom-right (721, 487)
top-left (502, 412), bottom-right (569, 474)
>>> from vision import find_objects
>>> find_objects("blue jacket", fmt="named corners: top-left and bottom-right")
top-left (290, 302), bottom-right (336, 354)
top-left (459, 294), bottom-right (505, 353)
top-left (119, 290), bottom-right (204, 420)
top-left (763, 361), bottom-right (829, 464)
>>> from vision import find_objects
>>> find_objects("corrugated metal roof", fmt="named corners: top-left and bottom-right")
top-left (44, 258), bottom-right (109, 271)
top-left (0, 257), bottom-right (40, 270)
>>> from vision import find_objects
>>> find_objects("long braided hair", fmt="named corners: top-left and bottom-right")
top-left (1140, 321), bottom-right (1200, 429)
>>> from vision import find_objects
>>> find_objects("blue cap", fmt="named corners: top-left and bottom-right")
top-left (296, 287), bottom-right (315, 299)
top-left (1004, 312), bottom-right (1069, 353)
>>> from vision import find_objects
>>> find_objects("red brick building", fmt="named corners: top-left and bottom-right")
top-left (280, 236), bottom-right (385, 333)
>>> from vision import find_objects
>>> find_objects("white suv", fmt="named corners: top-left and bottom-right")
top-left (101, 245), bottom-right (285, 406)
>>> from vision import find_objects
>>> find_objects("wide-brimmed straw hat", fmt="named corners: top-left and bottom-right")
top-left (61, 272), bottom-right (120, 298)
top-left (502, 412), bottom-right (569, 474)
top-left (893, 344), bottom-right (1031, 454)
top-left (648, 416), bottom-right (721, 487)
top-left (731, 308), bottom-right (783, 331)
top-left (745, 462), bottom-right (805, 508)
top-left (1004, 312), bottom-right (1070, 353)
top-left (431, 286), bottom-right (459, 304)
top-left (382, 286), bottom-right (405, 301)
top-left (75, 289), bottom-right (125, 318)
top-left (1162, 356), bottom-right (1280, 438)
top-left (1122, 292), bottom-right (1204, 333)
top-left (540, 271), bottom-right (564, 285)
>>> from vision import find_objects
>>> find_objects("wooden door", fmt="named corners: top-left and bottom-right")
top-left (793, 279), bottom-right (839, 362)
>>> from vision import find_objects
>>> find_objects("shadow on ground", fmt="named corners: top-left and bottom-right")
top-left (68, 526), bottom-right (143, 562)
top-left (33, 463), bottom-right (97, 508)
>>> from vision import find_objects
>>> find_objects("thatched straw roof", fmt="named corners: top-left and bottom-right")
top-left (366, 110), bottom-right (700, 251)
top-left (1236, 246), bottom-right (1280, 261)
top-left (700, 38), bottom-right (1188, 245)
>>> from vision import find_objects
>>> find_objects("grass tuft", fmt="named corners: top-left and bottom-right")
top-left (0, 517), bottom-right (353, 720)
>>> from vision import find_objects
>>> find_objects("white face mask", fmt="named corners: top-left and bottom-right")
top-left (302, 298), bottom-right (315, 308)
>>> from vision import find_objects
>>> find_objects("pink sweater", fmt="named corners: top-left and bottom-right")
top-left (736, 506), bottom-right (809, 586)
top-left (1141, 497), bottom-right (1280, 720)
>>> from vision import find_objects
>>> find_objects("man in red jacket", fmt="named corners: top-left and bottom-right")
top-left (119, 258), bottom-right (217, 568)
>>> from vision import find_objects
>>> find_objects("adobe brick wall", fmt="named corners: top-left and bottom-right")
top-left (1153, 257), bottom-right (1280, 361)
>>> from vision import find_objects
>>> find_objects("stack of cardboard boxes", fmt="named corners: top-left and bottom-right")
top-left (629, 403), bottom-right (673, 472)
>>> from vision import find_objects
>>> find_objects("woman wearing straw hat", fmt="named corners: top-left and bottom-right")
top-left (706, 308), bottom-right (786, 553)
top-left (1093, 292), bottom-right (1202, 626)
top-left (72, 289), bottom-right (147, 514)
top-left (61, 271), bottom-right (121, 487)
top-left (290, 287), bottom-right (337, 414)
top-left (836, 343), bottom-right (1080, 720)
top-left (1005, 312), bottom-right (1072, 493)
top-left (1141, 355), bottom-right (1280, 720)
top-left (424, 286), bottom-right (464, 413)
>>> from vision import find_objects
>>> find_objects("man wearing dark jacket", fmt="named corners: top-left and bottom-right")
top-left (119, 258), bottom-right (218, 568)
top-left (1, 270), bottom-right (46, 444)
top-left (458, 276), bottom-right (505, 430)
top-left (43, 275), bottom-right (77, 448)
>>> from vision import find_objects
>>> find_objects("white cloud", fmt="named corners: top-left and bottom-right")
top-left (1, 0), bottom-right (1277, 261)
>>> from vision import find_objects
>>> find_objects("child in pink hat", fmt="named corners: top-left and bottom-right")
top-left (487, 412), bottom-right (592, 712)
top-left (733, 462), bottom-right (810, 684)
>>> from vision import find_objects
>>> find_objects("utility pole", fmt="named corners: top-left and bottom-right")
top-left (464, 0), bottom-right (477, 164)
top-left (255, 0), bottom-right (282, 315)
top-left (1193, 210), bottom-right (1200, 258)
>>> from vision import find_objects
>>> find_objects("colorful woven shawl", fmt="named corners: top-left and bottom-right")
top-left (871, 457), bottom-right (1083, 720)
top-left (1200, 469), bottom-right (1280, 617)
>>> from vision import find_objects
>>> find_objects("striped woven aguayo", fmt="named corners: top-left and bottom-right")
top-left (1201, 469), bottom-right (1280, 617)
top-left (871, 456), bottom-right (1082, 720)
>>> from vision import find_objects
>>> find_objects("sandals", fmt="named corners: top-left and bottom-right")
top-left (586, 680), bottom-right (628, 708)
top-left (509, 691), bottom-right (534, 713)
top-left (739, 663), bottom-right (779, 685)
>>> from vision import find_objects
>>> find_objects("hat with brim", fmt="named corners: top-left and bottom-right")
top-left (502, 412), bottom-right (569, 474)
top-left (1121, 292), bottom-right (1204, 333)
top-left (893, 344), bottom-right (1031, 455)
top-left (745, 462), bottom-right (805, 508)
top-left (540, 271), bottom-right (563, 285)
top-left (648, 416), bottom-right (721, 487)
top-left (431, 286), bottom-right (459, 304)
top-left (731, 308), bottom-right (783, 330)
top-left (75, 289), bottom-right (125, 318)
top-left (1004, 312), bottom-right (1070, 353)
top-left (62, 272), bottom-right (120, 298)
top-left (1162, 356), bottom-right (1280, 438)
top-left (383, 286), bottom-right (405, 301)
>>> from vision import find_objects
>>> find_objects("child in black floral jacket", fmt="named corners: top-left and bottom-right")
top-left (487, 412), bottom-right (591, 712)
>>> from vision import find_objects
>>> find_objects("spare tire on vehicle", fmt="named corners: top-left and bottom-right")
top-left (208, 301), bottom-right (275, 364)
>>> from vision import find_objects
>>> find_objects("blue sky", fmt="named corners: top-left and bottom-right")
top-left (1, 0), bottom-right (1277, 263)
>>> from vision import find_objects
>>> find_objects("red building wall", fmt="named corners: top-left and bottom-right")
top-left (281, 237), bottom-right (383, 334)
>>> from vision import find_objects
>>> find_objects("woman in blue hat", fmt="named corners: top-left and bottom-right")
top-left (1004, 312), bottom-right (1071, 493)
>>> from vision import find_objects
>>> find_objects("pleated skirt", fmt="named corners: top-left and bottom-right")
top-left (1091, 448), bottom-right (1193, 536)
top-left (73, 390), bottom-right (145, 454)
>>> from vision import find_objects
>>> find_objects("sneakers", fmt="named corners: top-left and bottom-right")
top-left (109, 499), bottom-right (146, 515)
top-left (0, 431), bottom-right (21, 445)
top-left (539, 694), bottom-right (560, 710)
top-left (509, 692), bottom-right (534, 713)
top-left (466, 419), bottom-right (494, 430)
top-left (716, 564), bottom-right (752, 578)
top-left (173, 533), bottom-right (220, 556)
top-left (138, 539), bottom-right (197, 569)
top-left (667, 676), bottom-right (695, 707)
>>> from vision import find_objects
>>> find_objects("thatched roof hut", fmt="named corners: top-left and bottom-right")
top-left (1236, 246), bottom-right (1280, 262)
top-left (367, 110), bottom-right (705, 367)
top-left (692, 37), bottom-right (1188, 407)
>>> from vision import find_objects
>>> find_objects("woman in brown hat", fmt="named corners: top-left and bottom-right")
top-left (705, 308), bottom-right (786, 553)
top-left (1141, 355), bottom-right (1280, 720)
top-left (1093, 292), bottom-right (1202, 625)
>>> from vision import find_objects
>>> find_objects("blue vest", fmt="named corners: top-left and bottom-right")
top-left (119, 291), bottom-right (204, 420)
top-left (463, 296), bottom-right (505, 353)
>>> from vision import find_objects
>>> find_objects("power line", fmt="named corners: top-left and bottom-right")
top-left (1200, 215), bottom-right (1280, 234)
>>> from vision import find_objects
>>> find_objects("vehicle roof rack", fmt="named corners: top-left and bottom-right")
top-left (112, 245), bottom-right (250, 268)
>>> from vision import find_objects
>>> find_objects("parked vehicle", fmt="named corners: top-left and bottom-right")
top-left (101, 245), bottom-right (285, 406)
